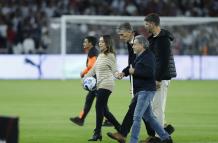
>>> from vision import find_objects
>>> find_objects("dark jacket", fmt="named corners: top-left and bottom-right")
top-left (148, 29), bottom-right (177, 81)
top-left (81, 47), bottom-right (99, 77)
top-left (86, 47), bottom-right (99, 68)
top-left (133, 49), bottom-right (156, 94)
top-left (122, 33), bottom-right (137, 76)
top-left (87, 47), bottom-right (99, 62)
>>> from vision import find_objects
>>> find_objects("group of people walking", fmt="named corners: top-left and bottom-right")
top-left (70, 13), bottom-right (177, 143)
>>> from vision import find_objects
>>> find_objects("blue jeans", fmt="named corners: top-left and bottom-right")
top-left (130, 91), bottom-right (169, 143)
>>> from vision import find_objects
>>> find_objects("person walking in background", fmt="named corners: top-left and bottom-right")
top-left (129, 35), bottom-right (173, 143)
top-left (70, 36), bottom-right (99, 126)
top-left (70, 36), bottom-right (112, 127)
top-left (140, 13), bottom-right (177, 142)
top-left (84, 35), bottom-right (121, 141)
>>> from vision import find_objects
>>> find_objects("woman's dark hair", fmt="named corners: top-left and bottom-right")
top-left (101, 35), bottom-right (116, 55)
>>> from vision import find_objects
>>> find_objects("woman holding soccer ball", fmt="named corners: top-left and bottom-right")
top-left (83, 35), bottom-right (121, 141)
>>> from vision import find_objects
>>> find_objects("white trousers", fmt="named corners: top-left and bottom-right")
top-left (152, 80), bottom-right (170, 127)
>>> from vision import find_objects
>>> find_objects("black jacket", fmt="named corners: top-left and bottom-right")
top-left (122, 34), bottom-right (137, 76)
top-left (148, 29), bottom-right (177, 81)
top-left (132, 49), bottom-right (156, 94)
top-left (86, 47), bottom-right (99, 66)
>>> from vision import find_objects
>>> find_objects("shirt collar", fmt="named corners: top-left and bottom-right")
top-left (129, 35), bottom-right (135, 44)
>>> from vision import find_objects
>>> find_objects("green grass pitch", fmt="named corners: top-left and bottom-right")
top-left (0, 80), bottom-right (218, 143)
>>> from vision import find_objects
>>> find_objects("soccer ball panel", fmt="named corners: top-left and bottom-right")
top-left (83, 77), bottom-right (96, 91)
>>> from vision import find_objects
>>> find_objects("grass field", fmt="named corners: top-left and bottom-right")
top-left (0, 80), bottom-right (218, 143)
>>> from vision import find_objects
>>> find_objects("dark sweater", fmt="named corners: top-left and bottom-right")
top-left (86, 47), bottom-right (99, 66)
top-left (132, 49), bottom-right (156, 94)
top-left (148, 29), bottom-right (177, 81)
top-left (122, 33), bottom-right (137, 76)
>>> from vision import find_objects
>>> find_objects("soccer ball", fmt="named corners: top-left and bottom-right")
top-left (83, 77), bottom-right (97, 91)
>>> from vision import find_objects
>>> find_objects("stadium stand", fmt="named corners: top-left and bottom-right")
top-left (0, 0), bottom-right (217, 54)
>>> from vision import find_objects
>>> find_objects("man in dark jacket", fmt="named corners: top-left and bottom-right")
top-left (128, 35), bottom-right (173, 143)
top-left (141, 13), bottom-right (177, 142)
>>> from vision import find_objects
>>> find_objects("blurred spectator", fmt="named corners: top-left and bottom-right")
top-left (22, 34), bottom-right (35, 54)
top-left (6, 23), bottom-right (16, 54)
top-left (0, 0), bottom-right (217, 55)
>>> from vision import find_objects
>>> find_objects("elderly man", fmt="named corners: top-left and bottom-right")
top-left (129, 35), bottom-right (173, 143)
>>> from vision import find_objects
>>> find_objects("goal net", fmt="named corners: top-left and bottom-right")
top-left (48, 15), bottom-right (218, 55)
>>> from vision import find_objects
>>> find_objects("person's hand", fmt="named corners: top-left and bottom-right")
top-left (114, 72), bottom-right (120, 79)
top-left (80, 72), bottom-right (84, 78)
top-left (119, 72), bottom-right (125, 79)
top-left (117, 72), bottom-right (125, 79)
top-left (156, 81), bottom-right (161, 89)
top-left (115, 72), bottom-right (123, 79)
top-left (129, 67), bottom-right (135, 75)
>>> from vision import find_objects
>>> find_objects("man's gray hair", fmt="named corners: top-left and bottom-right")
top-left (134, 35), bottom-right (149, 49)
top-left (117, 22), bottom-right (133, 33)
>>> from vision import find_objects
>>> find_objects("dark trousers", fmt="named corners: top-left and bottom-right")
top-left (81, 90), bottom-right (97, 120)
top-left (120, 95), bottom-right (155, 137)
top-left (95, 88), bottom-right (120, 133)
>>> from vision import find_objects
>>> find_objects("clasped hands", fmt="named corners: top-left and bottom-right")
top-left (114, 72), bottom-right (124, 79)
top-left (115, 67), bottom-right (135, 80)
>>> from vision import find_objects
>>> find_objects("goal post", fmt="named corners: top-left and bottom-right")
top-left (48, 15), bottom-right (218, 80)
top-left (59, 15), bottom-right (218, 55)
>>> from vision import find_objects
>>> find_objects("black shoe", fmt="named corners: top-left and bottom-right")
top-left (139, 136), bottom-right (161, 143)
top-left (148, 137), bottom-right (161, 143)
top-left (102, 119), bottom-right (113, 127)
top-left (161, 137), bottom-right (173, 143)
top-left (88, 131), bottom-right (102, 141)
top-left (69, 116), bottom-right (84, 126)
top-left (164, 124), bottom-right (175, 135)
top-left (107, 132), bottom-right (126, 143)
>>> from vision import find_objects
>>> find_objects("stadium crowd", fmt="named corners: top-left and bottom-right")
top-left (0, 0), bottom-right (218, 54)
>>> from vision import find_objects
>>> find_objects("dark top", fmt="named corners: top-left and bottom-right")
top-left (148, 29), bottom-right (177, 81)
top-left (86, 47), bottom-right (99, 66)
top-left (132, 49), bottom-right (156, 94)
top-left (122, 33), bottom-right (137, 76)
top-left (88, 46), bottom-right (99, 58)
